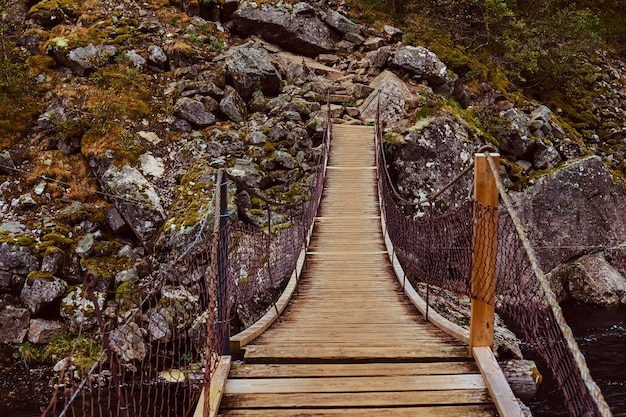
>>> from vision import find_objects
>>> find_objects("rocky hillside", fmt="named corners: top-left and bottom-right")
top-left (1, 0), bottom-right (626, 380)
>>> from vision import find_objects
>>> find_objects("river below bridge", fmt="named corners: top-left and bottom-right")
top-left (2, 302), bottom-right (626, 416)
top-left (526, 302), bottom-right (626, 417)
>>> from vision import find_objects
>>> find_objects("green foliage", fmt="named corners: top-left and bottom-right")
top-left (45, 334), bottom-right (101, 371)
top-left (13, 342), bottom-right (46, 364)
top-left (403, 0), bottom-right (604, 91)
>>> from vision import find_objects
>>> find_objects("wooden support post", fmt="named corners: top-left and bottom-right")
top-left (469, 153), bottom-right (499, 353)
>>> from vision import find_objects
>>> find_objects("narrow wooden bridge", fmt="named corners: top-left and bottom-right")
top-left (212, 125), bottom-right (513, 416)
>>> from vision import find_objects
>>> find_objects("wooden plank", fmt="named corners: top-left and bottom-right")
top-left (221, 389), bottom-right (491, 408)
top-left (243, 345), bottom-right (470, 362)
top-left (229, 362), bottom-right (480, 378)
top-left (225, 374), bottom-right (487, 394)
top-left (209, 356), bottom-right (231, 417)
top-left (219, 405), bottom-right (496, 416)
top-left (194, 355), bottom-right (231, 417)
top-left (473, 347), bottom-right (524, 417)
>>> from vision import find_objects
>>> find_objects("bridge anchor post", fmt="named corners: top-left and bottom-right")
top-left (469, 152), bottom-right (499, 353)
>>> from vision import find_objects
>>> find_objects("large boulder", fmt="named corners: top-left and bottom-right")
top-left (391, 45), bottom-right (457, 91)
top-left (175, 97), bottom-right (216, 127)
top-left (0, 306), bottom-right (30, 344)
top-left (220, 86), bottom-right (247, 123)
top-left (60, 285), bottom-right (106, 330)
top-left (231, 4), bottom-right (336, 56)
top-left (511, 156), bottom-right (626, 271)
top-left (548, 252), bottom-right (626, 305)
top-left (20, 273), bottom-right (68, 314)
top-left (387, 109), bottom-right (482, 214)
top-left (359, 70), bottom-right (414, 127)
top-left (109, 322), bottom-right (147, 364)
top-left (0, 243), bottom-right (38, 277)
top-left (143, 286), bottom-right (200, 342)
top-left (27, 319), bottom-right (66, 344)
top-left (564, 253), bottom-right (626, 305)
top-left (224, 46), bottom-right (282, 100)
top-left (100, 164), bottom-right (166, 246)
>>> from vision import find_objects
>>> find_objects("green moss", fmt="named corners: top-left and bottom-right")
top-left (92, 240), bottom-right (122, 257)
top-left (42, 232), bottom-right (75, 247)
top-left (81, 256), bottom-right (132, 288)
top-left (26, 271), bottom-right (55, 283)
top-left (29, 0), bottom-right (77, 15)
top-left (45, 334), bottom-right (101, 371)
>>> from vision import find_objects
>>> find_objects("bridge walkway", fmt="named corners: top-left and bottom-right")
top-left (218, 124), bottom-right (498, 416)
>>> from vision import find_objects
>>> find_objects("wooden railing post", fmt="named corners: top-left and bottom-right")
top-left (469, 152), bottom-right (499, 353)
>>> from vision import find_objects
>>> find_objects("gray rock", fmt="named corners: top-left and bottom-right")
top-left (220, 86), bottom-right (247, 123)
top-left (67, 43), bottom-right (117, 76)
top-left (100, 164), bottom-right (165, 245)
top-left (530, 105), bottom-right (553, 123)
top-left (388, 109), bottom-right (481, 214)
top-left (323, 10), bottom-right (362, 36)
top-left (0, 151), bottom-right (15, 174)
top-left (345, 32), bottom-right (365, 45)
top-left (148, 45), bottom-right (168, 69)
top-left (232, 4), bottom-right (336, 56)
top-left (293, 2), bottom-right (315, 15)
top-left (359, 70), bottom-right (414, 126)
top-left (563, 253), bottom-right (626, 305)
top-left (41, 248), bottom-right (64, 275)
top-left (20, 275), bottom-right (67, 314)
top-left (227, 159), bottom-right (265, 189)
top-left (224, 46), bottom-right (282, 100)
top-left (498, 108), bottom-right (535, 159)
top-left (124, 50), bottom-right (146, 69)
top-left (175, 97), bottom-right (216, 127)
top-left (144, 286), bottom-right (200, 342)
top-left (0, 271), bottom-right (11, 289)
top-left (269, 123), bottom-right (288, 141)
top-left (249, 131), bottom-right (268, 145)
top-left (0, 243), bottom-right (38, 274)
top-left (383, 24), bottom-right (403, 41)
top-left (533, 143), bottom-right (561, 170)
top-left (511, 156), bottom-right (626, 271)
top-left (27, 319), bottom-right (66, 344)
top-left (202, 95), bottom-right (221, 112)
top-left (366, 45), bottom-right (394, 69)
top-left (11, 193), bottom-right (36, 209)
top-left (273, 150), bottom-right (299, 170)
top-left (0, 221), bottom-right (27, 234)
top-left (60, 285), bottom-right (106, 330)
top-left (0, 306), bottom-right (29, 344)
top-left (106, 207), bottom-right (128, 234)
top-left (115, 268), bottom-right (138, 285)
top-left (75, 233), bottom-right (95, 256)
top-left (363, 37), bottom-right (385, 52)
top-left (109, 322), bottom-right (147, 363)
top-left (391, 45), bottom-right (456, 88)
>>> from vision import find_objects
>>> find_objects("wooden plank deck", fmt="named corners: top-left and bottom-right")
top-left (219, 124), bottom-right (497, 416)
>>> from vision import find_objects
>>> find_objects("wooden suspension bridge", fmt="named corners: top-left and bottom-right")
top-left (197, 124), bottom-right (522, 417)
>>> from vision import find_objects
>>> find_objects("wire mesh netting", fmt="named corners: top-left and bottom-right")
top-left (375, 117), bottom-right (611, 417)
top-left (44, 104), bottom-right (332, 417)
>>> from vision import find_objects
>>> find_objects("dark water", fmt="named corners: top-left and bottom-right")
top-left (527, 302), bottom-right (626, 417)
